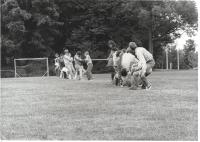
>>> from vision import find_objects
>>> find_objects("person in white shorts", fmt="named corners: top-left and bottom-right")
top-left (59, 53), bottom-right (71, 79)
top-left (60, 67), bottom-right (71, 79)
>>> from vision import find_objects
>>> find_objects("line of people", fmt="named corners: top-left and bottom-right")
top-left (54, 49), bottom-right (93, 80)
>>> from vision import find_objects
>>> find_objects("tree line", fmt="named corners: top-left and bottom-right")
top-left (1, 0), bottom-right (198, 69)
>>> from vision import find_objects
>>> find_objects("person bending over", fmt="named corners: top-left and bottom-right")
top-left (127, 42), bottom-right (155, 90)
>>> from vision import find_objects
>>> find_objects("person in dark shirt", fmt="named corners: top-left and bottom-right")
top-left (107, 40), bottom-right (118, 81)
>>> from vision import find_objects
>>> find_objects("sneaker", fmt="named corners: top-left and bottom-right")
top-left (145, 82), bottom-right (152, 90)
top-left (141, 84), bottom-right (146, 89)
top-left (138, 83), bottom-right (143, 87)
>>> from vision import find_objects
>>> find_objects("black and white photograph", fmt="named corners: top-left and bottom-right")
top-left (0, 0), bottom-right (199, 140)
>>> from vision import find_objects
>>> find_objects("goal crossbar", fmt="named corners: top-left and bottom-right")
top-left (14, 58), bottom-right (48, 61)
top-left (92, 59), bottom-right (108, 61)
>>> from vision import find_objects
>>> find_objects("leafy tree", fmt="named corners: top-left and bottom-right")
top-left (183, 39), bottom-right (197, 68)
top-left (22, 0), bottom-right (64, 57)
top-left (1, 0), bottom-right (198, 71)
top-left (121, 1), bottom-right (197, 56)
top-left (1, 0), bottom-right (31, 66)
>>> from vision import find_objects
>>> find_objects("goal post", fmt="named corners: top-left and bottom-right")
top-left (14, 58), bottom-right (49, 77)
top-left (91, 58), bottom-right (110, 74)
top-left (92, 59), bottom-right (108, 61)
top-left (13, 58), bottom-right (109, 77)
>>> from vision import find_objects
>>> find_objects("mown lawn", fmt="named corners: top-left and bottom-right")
top-left (1, 70), bottom-right (198, 140)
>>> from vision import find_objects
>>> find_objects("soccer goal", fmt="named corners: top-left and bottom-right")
top-left (14, 58), bottom-right (49, 77)
top-left (91, 59), bottom-right (110, 74)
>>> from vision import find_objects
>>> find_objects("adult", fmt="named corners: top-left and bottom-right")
top-left (127, 42), bottom-right (155, 90)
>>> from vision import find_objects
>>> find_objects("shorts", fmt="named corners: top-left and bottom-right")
top-left (140, 59), bottom-right (155, 76)
top-left (146, 59), bottom-right (155, 68)
top-left (61, 67), bottom-right (69, 73)
top-left (75, 64), bottom-right (82, 70)
top-left (55, 62), bottom-right (60, 67)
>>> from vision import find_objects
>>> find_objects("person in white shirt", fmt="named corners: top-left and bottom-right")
top-left (60, 66), bottom-right (71, 79)
top-left (116, 51), bottom-right (142, 88)
top-left (59, 53), bottom-right (71, 79)
top-left (84, 51), bottom-right (93, 80)
top-left (63, 50), bottom-right (74, 79)
top-left (127, 42), bottom-right (155, 90)
top-left (63, 49), bottom-right (70, 66)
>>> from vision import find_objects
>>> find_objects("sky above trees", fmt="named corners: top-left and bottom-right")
top-left (175, 0), bottom-right (199, 51)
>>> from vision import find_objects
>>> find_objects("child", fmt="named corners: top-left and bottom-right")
top-left (63, 50), bottom-right (74, 79)
top-left (120, 69), bottom-right (132, 87)
top-left (84, 51), bottom-right (93, 80)
top-left (74, 51), bottom-right (84, 80)
top-left (59, 53), bottom-right (70, 79)
top-left (68, 53), bottom-right (76, 78)
top-left (54, 53), bottom-right (60, 76)
top-left (63, 49), bottom-right (70, 67)
top-left (60, 67), bottom-right (71, 79)
top-left (106, 40), bottom-right (118, 81)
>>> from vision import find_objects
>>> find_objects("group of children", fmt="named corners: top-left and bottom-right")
top-left (107, 40), bottom-right (155, 90)
top-left (54, 39), bottom-right (155, 90)
top-left (54, 49), bottom-right (93, 80)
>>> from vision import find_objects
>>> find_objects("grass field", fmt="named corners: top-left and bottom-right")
top-left (1, 70), bottom-right (198, 140)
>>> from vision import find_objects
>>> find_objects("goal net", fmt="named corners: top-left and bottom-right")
top-left (91, 59), bottom-right (110, 73)
top-left (14, 58), bottom-right (49, 77)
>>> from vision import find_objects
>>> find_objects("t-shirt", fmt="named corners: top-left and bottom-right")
top-left (74, 54), bottom-right (82, 65)
top-left (85, 55), bottom-right (92, 65)
top-left (64, 54), bottom-right (73, 66)
top-left (121, 53), bottom-right (138, 71)
top-left (69, 57), bottom-right (73, 65)
top-left (55, 57), bottom-right (59, 64)
top-left (112, 51), bottom-right (119, 67)
top-left (135, 47), bottom-right (153, 65)
top-left (59, 57), bottom-right (65, 68)
top-left (63, 55), bottom-right (70, 64)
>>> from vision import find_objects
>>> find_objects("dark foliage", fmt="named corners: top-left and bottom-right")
top-left (1, 0), bottom-right (198, 71)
